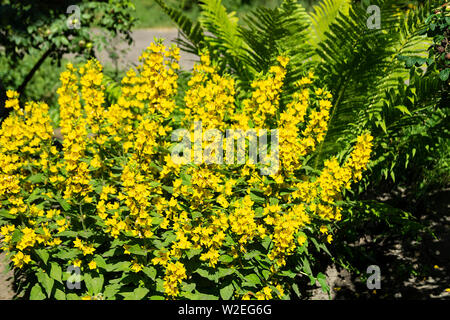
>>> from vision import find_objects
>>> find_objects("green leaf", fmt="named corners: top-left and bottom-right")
top-left (195, 268), bottom-right (218, 282)
top-left (220, 283), bottom-right (234, 300)
top-left (0, 209), bottom-right (15, 219)
top-left (243, 273), bottom-right (261, 287)
top-left (34, 248), bottom-right (49, 265)
top-left (317, 272), bottom-right (330, 294)
top-left (292, 283), bottom-right (301, 298)
top-left (218, 254), bottom-right (233, 263)
top-left (128, 244), bottom-right (147, 256)
top-left (93, 255), bottom-right (108, 270)
top-left (28, 188), bottom-right (44, 203)
top-left (301, 257), bottom-right (315, 285)
top-left (56, 196), bottom-right (71, 211)
top-left (30, 283), bottom-right (46, 300)
top-left (11, 229), bottom-right (21, 243)
top-left (181, 282), bottom-right (196, 293)
top-left (142, 266), bottom-right (157, 280)
top-left (84, 273), bottom-right (104, 295)
top-left (50, 262), bottom-right (63, 283)
top-left (132, 287), bottom-right (149, 300)
top-left (243, 250), bottom-right (261, 260)
top-left (217, 267), bottom-right (235, 279)
top-left (56, 230), bottom-right (78, 238)
top-left (54, 288), bottom-right (66, 300)
top-left (109, 261), bottom-right (131, 272)
top-left (249, 192), bottom-right (265, 203)
top-left (439, 68), bottom-right (450, 81)
top-left (66, 293), bottom-right (80, 300)
top-left (279, 270), bottom-right (297, 279)
top-left (54, 249), bottom-right (78, 260)
top-left (186, 248), bottom-right (203, 259)
top-left (103, 284), bottom-right (120, 299)
top-left (28, 173), bottom-right (45, 184)
top-left (37, 271), bottom-right (54, 298)
top-left (395, 105), bottom-right (412, 116)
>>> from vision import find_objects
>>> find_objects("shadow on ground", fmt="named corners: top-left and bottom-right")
top-left (306, 187), bottom-right (450, 300)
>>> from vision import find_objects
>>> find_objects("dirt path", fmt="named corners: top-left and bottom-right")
top-left (0, 252), bottom-right (14, 300)
top-left (94, 28), bottom-right (199, 71)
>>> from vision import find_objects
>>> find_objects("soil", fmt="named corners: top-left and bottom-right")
top-left (0, 252), bottom-right (14, 300)
top-left (306, 188), bottom-right (450, 300)
top-left (91, 28), bottom-right (199, 71)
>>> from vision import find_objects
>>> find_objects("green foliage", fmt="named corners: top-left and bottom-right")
top-left (155, 0), bottom-right (448, 286)
top-left (403, 1), bottom-right (450, 82)
top-left (309, 0), bottom-right (350, 47)
top-left (313, 0), bottom-right (435, 162)
top-left (0, 0), bottom-right (136, 120)
top-left (157, 0), bottom-right (439, 165)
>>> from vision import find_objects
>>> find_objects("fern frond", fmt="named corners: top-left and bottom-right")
top-left (154, 0), bottom-right (206, 55)
top-left (309, 0), bottom-right (351, 48)
top-left (312, 0), bottom-right (437, 168)
top-left (240, 0), bottom-right (315, 91)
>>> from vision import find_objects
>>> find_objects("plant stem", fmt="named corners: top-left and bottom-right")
top-left (79, 203), bottom-right (87, 232)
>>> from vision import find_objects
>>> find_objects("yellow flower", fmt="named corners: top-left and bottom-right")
top-left (72, 259), bottom-right (82, 268)
top-left (131, 261), bottom-right (143, 273)
top-left (11, 251), bottom-right (31, 268)
top-left (319, 225), bottom-right (328, 234)
top-left (88, 260), bottom-right (97, 270)
top-left (327, 234), bottom-right (333, 244)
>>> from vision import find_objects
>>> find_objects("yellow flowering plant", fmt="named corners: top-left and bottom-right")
top-left (0, 40), bottom-right (373, 300)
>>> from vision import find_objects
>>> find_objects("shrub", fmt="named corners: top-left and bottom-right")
top-left (0, 41), bottom-right (372, 300)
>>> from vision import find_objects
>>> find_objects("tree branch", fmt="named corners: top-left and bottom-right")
top-left (17, 45), bottom-right (54, 96)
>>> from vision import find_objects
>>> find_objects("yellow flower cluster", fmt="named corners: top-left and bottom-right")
top-left (163, 261), bottom-right (187, 297)
top-left (238, 56), bottom-right (288, 129)
top-left (0, 41), bottom-right (373, 300)
top-left (184, 53), bottom-right (235, 131)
